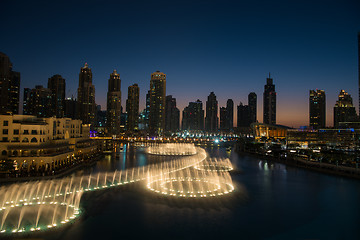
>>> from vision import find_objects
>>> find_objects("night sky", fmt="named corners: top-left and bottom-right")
top-left (1, 0), bottom-right (359, 127)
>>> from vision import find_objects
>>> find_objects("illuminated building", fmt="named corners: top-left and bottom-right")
top-left (106, 70), bottom-right (121, 135)
top-left (149, 71), bottom-right (166, 135)
top-left (165, 95), bottom-right (180, 133)
top-left (334, 90), bottom-right (357, 127)
top-left (205, 92), bottom-right (218, 132)
top-left (0, 52), bottom-right (20, 114)
top-left (252, 122), bottom-right (289, 141)
top-left (0, 114), bottom-right (97, 173)
top-left (77, 63), bottom-right (96, 127)
top-left (309, 89), bottom-right (326, 129)
top-left (23, 85), bottom-right (52, 118)
top-left (126, 84), bottom-right (140, 131)
top-left (48, 74), bottom-right (66, 118)
top-left (248, 92), bottom-right (257, 124)
top-left (182, 100), bottom-right (204, 131)
top-left (263, 73), bottom-right (276, 125)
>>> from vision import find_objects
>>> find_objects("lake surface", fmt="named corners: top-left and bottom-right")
top-left (42, 144), bottom-right (360, 240)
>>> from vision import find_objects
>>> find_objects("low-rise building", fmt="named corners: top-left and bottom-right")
top-left (0, 115), bottom-right (99, 174)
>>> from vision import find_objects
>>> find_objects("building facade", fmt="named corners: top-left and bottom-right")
top-left (126, 84), bottom-right (140, 132)
top-left (0, 115), bottom-right (98, 174)
top-left (309, 89), bottom-right (326, 129)
top-left (263, 74), bottom-right (276, 125)
top-left (48, 74), bottom-right (66, 118)
top-left (106, 70), bottom-right (121, 135)
top-left (0, 52), bottom-right (20, 115)
top-left (77, 63), bottom-right (96, 127)
top-left (182, 100), bottom-right (204, 131)
top-left (237, 103), bottom-right (250, 128)
top-left (205, 92), bottom-right (218, 132)
top-left (248, 92), bottom-right (257, 124)
top-left (165, 95), bottom-right (180, 133)
top-left (149, 71), bottom-right (166, 135)
top-left (334, 90), bottom-right (357, 127)
top-left (23, 85), bottom-right (53, 118)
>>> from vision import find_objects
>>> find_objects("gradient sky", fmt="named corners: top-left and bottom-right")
top-left (1, 0), bottom-right (359, 128)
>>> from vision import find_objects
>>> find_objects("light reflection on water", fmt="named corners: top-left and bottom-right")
top-left (54, 146), bottom-right (360, 240)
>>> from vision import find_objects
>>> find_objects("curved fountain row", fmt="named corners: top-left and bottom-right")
top-left (0, 144), bottom-right (235, 235)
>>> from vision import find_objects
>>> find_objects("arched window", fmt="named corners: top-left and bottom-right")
top-left (31, 137), bottom-right (38, 143)
top-left (13, 150), bottom-right (18, 156)
top-left (1, 150), bottom-right (7, 156)
top-left (22, 137), bottom-right (29, 142)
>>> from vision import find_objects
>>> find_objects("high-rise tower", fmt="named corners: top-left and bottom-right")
top-left (48, 74), bottom-right (65, 118)
top-left (182, 100), bottom-right (204, 131)
top-left (149, 71), bottom-right (166, 135)
top-left (334, 90), bottom-right (357, 127)
top-left (309, 89), bottom-right (326, 129)
top-left (205, 92), bottom-right (218, 132)
top-left (0, 52), bottom-right (20, 114)
top-left (77, 63), bottom-right (96, 126)
top-left (126, 84), bottom-right (139, 132)
top-left (165, 95), bottom-right (180, 133)
top-left (106, 70), bottom-right (121, 135)
top-left (263, 74), bottom-right (276, 125)
top-left (248, 92), bottom-right (257, 124)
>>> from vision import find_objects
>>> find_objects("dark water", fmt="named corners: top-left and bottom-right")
top-left (44, 144), bottom-right (360, 240)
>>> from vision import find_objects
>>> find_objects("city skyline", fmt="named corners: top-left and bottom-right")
top-left (0, 0), bottom-right (359, 128)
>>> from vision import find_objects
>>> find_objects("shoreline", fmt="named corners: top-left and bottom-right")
top-left (236, 148), bottom-right (360, 180)
top-left (0, 154), bottom-right (103, 184)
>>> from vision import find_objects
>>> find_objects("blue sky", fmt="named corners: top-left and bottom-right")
top-left (1, 0), bottom-right (359, 127)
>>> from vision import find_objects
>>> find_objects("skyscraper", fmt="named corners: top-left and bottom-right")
top-left (358, 32), bottom-right (360, 115)
top-left (226, 99), bottom-right (234, 131)
top-left (77, 63), bottom-right (96, 126)
top-left (182, 100), bottom-right (204, 131)
top-left (334, 90), bottom-right (357, 127)
top-left (106, 70), bottom-right (121, 135)
top-left (205, 92), bottom-right (218, 132)
top-left (248, 92), bottom-right (257, 124)
top-left (219, 107), bottom-right (227, 131)
top-left (126, 84), bottom-right (140, 132)
top-left (149, 71), bottom-right (166, 135)
top-left (237, 102), bottom-right (250, 128)
top-left (48, 74), bottom-right (66, 118)
top-left (23, 85), bottom-right (52, 118)
top-left (0, 52), bottom-right (20, 114)
top-left (309, 89), bottom-right (326, 129)
top-left (263, 74), bottom-right (276, 125)
top-left (165, 95), bottom-right (180, 133)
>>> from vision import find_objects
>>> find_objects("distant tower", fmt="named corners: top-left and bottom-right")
top-left (205, 92), bottom-right (218, 132)
top-left (0, 52), bottom-right (20, 114)
top-left (106, 70), bottom-right (121, 135)
top-left (237, 102), bottom-right (250, 127)
top-left (226, 99), bottom-right (234, 131)
top-left (309, 89), bottom-right (326, 129)
top-left (48, 74), bottom-right (66, 118)
top-left (165, 95), bottom-right (180, 133)
top-left (334, 90), bottom-right (357, 127)
top-left (182, 100), bottom-right (204, 130)
top-left (126, 84), bottom-right (140, 132)
top-left (23, 85), bottom-right (52, 117)
top-left (263, 73), bottom-right (276, 125)
top-left (358, 32), bottom-right (360, 115)
top-left (77, 63), bottom-right (96, 126)
top-left (248, 92), bottom-right (257, 124)
top-left (149, 71), bottom-right (166, 136)
top-left (219, 107), bottom-right (227, 131)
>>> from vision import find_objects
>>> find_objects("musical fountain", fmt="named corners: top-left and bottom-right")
top-left (0, 143), bottom-right (236, 236)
